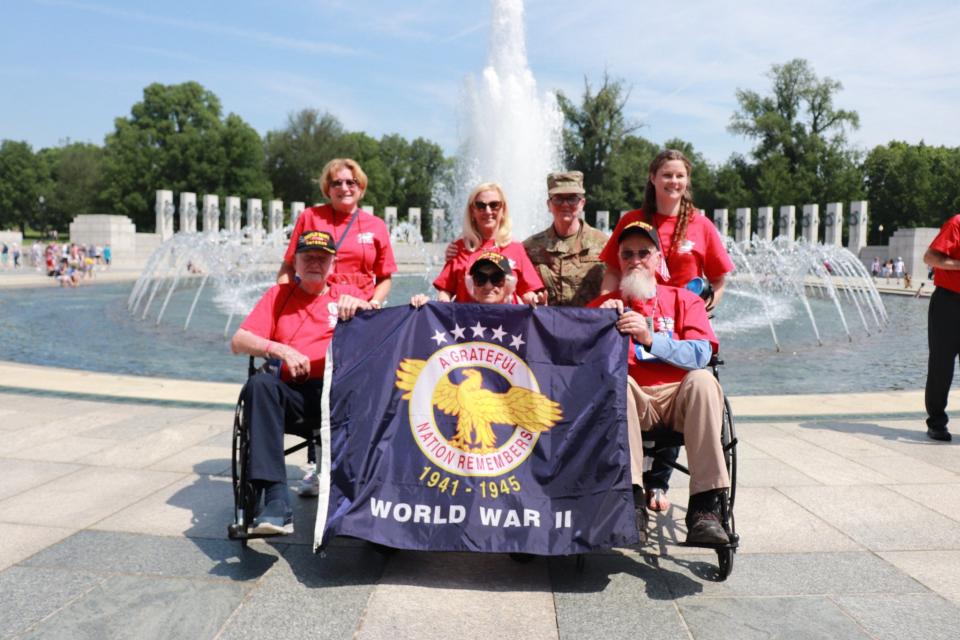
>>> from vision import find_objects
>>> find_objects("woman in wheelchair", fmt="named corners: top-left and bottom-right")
top-left (230, 230), bottom-right (374, 535)
top-left (589, 221), bottom-right (730, 546)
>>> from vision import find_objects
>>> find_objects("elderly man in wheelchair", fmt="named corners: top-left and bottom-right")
top-left (229, 230), bottom-right (373, 536)
top-left (589, 221), bottom-right (730, 547)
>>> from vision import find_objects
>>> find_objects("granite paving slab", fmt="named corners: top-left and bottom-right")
top-left (729, 487), bottom-right (861, 553)
top-left (356, 551), bottom-right (556, 640)
top-left (0, 458), bottom-right (82, 500)
top-left (218, 545), bottom-right (387, 640)
top-left (678, 596), bottom-right (871, 639)
top-left (91, 473), bottom-right (237, 539)
top-left (82, 407), bottom-right (210, 440)
top-left (148, 445), bottom-right (232, 475)
top-left (832, 593), bottom-right (960, 640)
top-left (13, 435), bottom-right (118, 462)
top-left (0, 465), bottom-right (183, 528)
top-left (23, 530), bottom-right (283, 581)
top-left (0, 566), bottom-right (104, 638)
top-left (746, 434), bottom-right (894, 485)
top-left (781, 485), bottom-right (960, 550)
top-left (77, 419), bottom-right (224, 468)
top-left (879, 550), bottom-right (960, 606)
top-left (550, 551), bottom-right (689, 640)
top-left (736, 456), bottom-right (819, 487)
top-left (20, 573), bottom-right (248, 640)
top-left (0, 522), bottom-right (74, 570)
top-left (659, 552), bottom-right (924, 598)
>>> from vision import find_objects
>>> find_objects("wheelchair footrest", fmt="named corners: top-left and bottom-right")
top-left (227, 523), bottom-right (289, 541)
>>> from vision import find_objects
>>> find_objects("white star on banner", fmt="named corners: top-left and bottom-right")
top-left (471, 321), bottom-right (486, 338)
top-left (509, 334), bottom-right (525, 349)
top-left (491, 325), bottom-right (506, 341)
top-left (431, 330), bottom-right (448, 346)
top-left (451, 324), bottom-right (466, 340)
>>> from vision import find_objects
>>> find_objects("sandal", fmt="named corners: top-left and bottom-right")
top-left (646, 488), bottom-right (670, 512)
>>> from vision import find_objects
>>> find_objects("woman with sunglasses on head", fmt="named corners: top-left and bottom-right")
top-left (597, 149), bottom-right (734, 514)
top-left (432, 182), bottom-right (545, 304)
top-left (277, 158), bottom-right (397, 311)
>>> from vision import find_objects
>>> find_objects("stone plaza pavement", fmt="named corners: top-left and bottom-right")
top-left (1, 362), bottom-right (959, 639)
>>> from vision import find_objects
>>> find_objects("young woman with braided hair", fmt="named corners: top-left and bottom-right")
top-left (598, 149), bottom-right (734, 515)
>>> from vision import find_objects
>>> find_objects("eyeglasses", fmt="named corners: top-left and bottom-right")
top-left (619, 248), bottom-right (654, 261)
top-left (549, 194), bottom-right (583, 206)
top-left (473, 271), bottom-right (506, 287)
top-left (473, 200), bottom-right (503, 212)
top-left (330, 179), bottom-right (360, 189)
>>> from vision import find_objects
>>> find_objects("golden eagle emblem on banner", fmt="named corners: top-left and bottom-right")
top-left (396, 357), bottom-right (563, 455)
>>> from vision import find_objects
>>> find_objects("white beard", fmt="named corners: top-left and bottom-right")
top-left (621, 269), bottom-right (657, 302)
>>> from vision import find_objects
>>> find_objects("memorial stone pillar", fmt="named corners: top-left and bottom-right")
top-left (361, 205), bottom-right (375, 218)
top-left (801, 204), bottom-right (820, 244)
top-left (847, 201), bottom-right (869, 256)
top-left (202, 194), bottom-right (220, 233)
top-left (713, 209), bottom-right (729, 237)
top-left (384, 206), bottom-right (398, 232)
top-left (596, 210), bottom-right (610, 233)
top-left (179, 192), bottom-right (197, 233)
top-left (779, 205), bottom-right (796, 240)
top-left (735, 208), bottom-right (752, 243)
top-left (756, 206), bottom-right (774, 242)
top-left (431, 209), bottom-right (445, 243)
top-left (291, 202), bottom-right (305, 226)
top-left (268, 200), bottom-right (284, 234)
top-left (155, 190), bottom-right (175, 240)
top-left (224, 196), bottom-right (242, 233)
top-left (408, 207), bottom-right (422, 238)
top-left (824, 202), bottom-right (843, 246)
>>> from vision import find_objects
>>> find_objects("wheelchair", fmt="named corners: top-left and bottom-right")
top-left (641, 354), bottom-right (739, 579)
top-left (227, 356), bottom-right (321, 545)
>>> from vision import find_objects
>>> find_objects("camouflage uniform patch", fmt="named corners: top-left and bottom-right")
top-left (523, 221), bottom-right (608, 306)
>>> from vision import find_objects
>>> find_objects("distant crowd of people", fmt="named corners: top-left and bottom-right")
top-left (39, 242), bottom-right (112, 287)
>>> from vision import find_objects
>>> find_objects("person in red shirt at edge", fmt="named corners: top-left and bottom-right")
top-left (599, 149), bottom-right (735, 515)
top-left (922, 213), bottom-right (960, 442)
top-left (433, 182), bottom-right (545, 304)
top-left (589, 220), bottom-right (730, 546)
top-left (231, 230), bottom-right (374, 536)
top-left (276, 158), bottom-right (397, 308)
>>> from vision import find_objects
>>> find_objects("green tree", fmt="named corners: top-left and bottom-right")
top-left (0, 140), bottom-right (49, 232)
top-left (101, 82), bottom-right (269, 230)
top-left (37, 141), bottom-right (105, 232)
top-left (264, 109), bottom-right (346, 205)
top-left (556, 73), bottom-right (640, 220)
top-left (378, 134), bottom-right (452, 236)
top-left (729, 58), bottom-right (862, 209)
top-left (864, 142), bottom-right (960, 242)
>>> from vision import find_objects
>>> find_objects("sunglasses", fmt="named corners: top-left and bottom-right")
top-left (549, 194), bottom-right (583, 205)
top-left (330, 179), bottom-right (360, 189)
top-left (619, 248), bottom-right (654, 261)
top-left (472, 271), bottom-right (506, 287)
top-left (473, 200), bottom-right (503, 212)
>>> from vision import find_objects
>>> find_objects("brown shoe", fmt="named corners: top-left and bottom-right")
top-left (685, 489), bottom-right (729, 546)
top-left (685, 511), bottom-right (729, 545)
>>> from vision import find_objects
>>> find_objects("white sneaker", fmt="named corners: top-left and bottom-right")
top-left (297, 467), bottom-right (319, 497)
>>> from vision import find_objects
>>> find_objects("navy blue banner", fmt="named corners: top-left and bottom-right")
top-left (314, 302), bottom-right (637, 555)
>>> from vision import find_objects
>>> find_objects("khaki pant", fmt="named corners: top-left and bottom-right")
top-left (626, 369), bottom-right (729, 496)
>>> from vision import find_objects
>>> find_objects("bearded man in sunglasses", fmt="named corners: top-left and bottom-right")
top-left (588, 221), bottom-right (730, 547)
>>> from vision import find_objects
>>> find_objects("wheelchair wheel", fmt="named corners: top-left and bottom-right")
top-left (717, 547), bottom-right (734, 580)
top-left (721, 395), bottom-right (737, 526)
top-left (228, 394), bottom-right (257, 546)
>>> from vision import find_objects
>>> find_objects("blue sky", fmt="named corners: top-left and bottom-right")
top-left (2, 0), bottom-right (958, 164)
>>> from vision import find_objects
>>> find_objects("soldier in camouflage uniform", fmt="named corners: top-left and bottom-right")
top-left (523, 171), bottom-right (608, 306)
